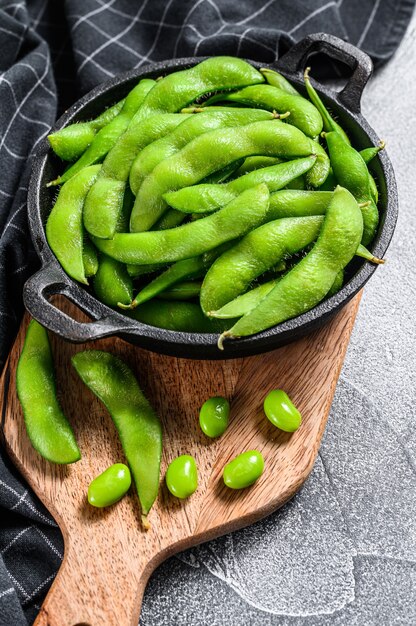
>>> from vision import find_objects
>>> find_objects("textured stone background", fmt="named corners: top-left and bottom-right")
top-left (138, 13), bottom-right (416, 626)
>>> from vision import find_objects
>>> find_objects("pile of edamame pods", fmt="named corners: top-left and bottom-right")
top-left (46, 56), bottom-right (385, 348)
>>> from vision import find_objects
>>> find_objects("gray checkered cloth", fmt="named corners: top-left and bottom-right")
top-left (0, 1), bottom-right (414, 624)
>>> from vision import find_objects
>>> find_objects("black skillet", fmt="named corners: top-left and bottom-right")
top-left (24, 33), bottom-right (398, 359)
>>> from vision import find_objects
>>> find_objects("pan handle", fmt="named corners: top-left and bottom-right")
top-left (273, 32), bottom-right (373, 113)
top-left (23, 263), bottom-right (137, 342)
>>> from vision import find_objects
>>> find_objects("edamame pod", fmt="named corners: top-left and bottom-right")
top-left (163, 156), bottom-right (317, 215)
top-left (48, 99), bottom-right (125, 161)
top-left (203, 84), bottom-right (323, 137)
top-left (131, 119), bottom-right (326, 232)
top-left (16, 320), bottom-right (80, 464)
top-left (82, 239), bottom-right (99, 278)
top-left (209, 279), bottom-right (280, 319)
top-left (46, 164), bottom-right (101, 284)
top-left (129, 107), bottom-right (277, 194)
top-left (93, 255), bottom-right (133, 307)
top-left (159, 281), bottom-right (201, 301)
top-left (260, 68), bottom-right (301, 96)
top-left (48, 79), bottom-right (156, 186)
top-left (129, 300), bottom-right (230, 333)
top-left (219, 186), bottom-right (363, 344)
top-left (232, 156), bottom-right (282, 177)
top-left (303, 67), bottom-right (350, 144)
top-left (125, 257), bottom-right (205, 309)
top-left (201, 216), bottom-right (324, 314)
top-left (360, 141), bottom-right (385, 164)
top-left (325, 131), bottom-right (378, 245)
top-left (72, 351), bottom-right (162, 524)
top-left (93, 185), bottom-right (270, 265)
top-left (84, 114), bottom-right (190, 239)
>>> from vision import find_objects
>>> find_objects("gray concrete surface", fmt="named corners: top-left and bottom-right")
top-left (139, 16), bottom-right (416, 625)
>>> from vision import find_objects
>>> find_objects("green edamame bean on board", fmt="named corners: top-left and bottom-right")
top-left (223, 450), bottom-right (264, 489)
top-left (165, 455), bottom-right (198, 499)
top-left (199, 397), bottom-right (230, 438)
top-left (263, 390), bottom-right (302, 432)
top-left (88, 463), bottom-right (131, 508)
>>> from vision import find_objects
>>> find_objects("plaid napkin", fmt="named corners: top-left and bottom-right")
top-left (0, 1), bottom-right (414, 623)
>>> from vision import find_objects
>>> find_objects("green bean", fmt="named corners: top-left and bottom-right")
top-left (165, 455), bottom-right (198, 499)
top-left (223, 450), bottom-right (264, 489)
top-left (163, 156), bottom-right (317, 215)
top-left (16, 320), bottom-right (80, 464)
top-left (83, 114), bottom-right (189, 239)
top-left (93, 184), bottom-right (270, 265)
top-left (325, 131), bottom-right (378, 245)
top-left (201, 216), bottom-right (323, 315)
top-left (199, 397), bottom-right (230, 438)
top-left (129, 107), bottom-right (276, 194)
top-left (88, 463), bottom-right (131, 508)
top-left (82, 238), bottom-right (98, 278)
top-left (47, 80), bottom-right (155, 186)
top-left (304, 67), bottom-right (350, 144)
top-left (209, 279), bottom-right (280, 319)
top-left (131, 119), bottom-right (328, 232)
top-left (203, 84), bottom-right (323, 137)
top-left (158, 281), bottom-right (201, 301)
top-left (85, 57), bottom-right (264, 239)
top-left (219, 185), bottom-right (363, 345)
top-left (263, 389), bottom-right (302, 432)
top-left (72, 351), bottom-right (162, 525)
top-left (124, 257), bottom-right (206, 309)
top-left (46, 164), bottom-right (101, 284)
top-left (48, 99), bottom-right (125, 161)
top-left (129, 300), bottom-right (230, 333)
top-left (93, 255), bottom-right (133, 307)
top-left (260, 68), bottom-right (301, 96)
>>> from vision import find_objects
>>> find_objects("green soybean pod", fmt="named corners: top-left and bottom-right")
top-left (152, 209), bottom-right (187, 231)
top-left (223, 450), bottom-right (264, 489)
top-left (72, 351), bottom-right (162, 525)
top-left (128, 300), bottom-right (230, 333)
top-left (232, 156), bottom-right (282, 177)
top-left (158, 281), bottom-right (201, 301)
top-left (210, 279), bottom-right (280, 319)
top-left (48, 80), bottom-right (156, 186)
top-left (163, 156), bottom-right (317, 215)
top-left (263, 389), bottom-right (302, 432)
top-left (46, 164), bottom-right (101, 284)
top-left (48, 99), bottom-right (125, 161)
top-left (203, 84), bottom-right (323, 137)
top-left (201, 216), bottom-right (324, 315)
top-left (260, 68), bottom-right (301, 95)
top-left (267, 190), bottom-right (333, 219)
top-left (360, 141), bottom-right (385, 164)
top-left (303, 67), bottom-right (350, 144)
top-left (199, 396), bottom-right (230, 438)
top-left (93, 184), bottom-right (270, 266)
top-left (16, 320), bottom-right (81, 464)
top-left (82, 239), bottom-right (99, 278)
top-left (88, 463), bottom-right (131, 508)
top-left (93, 255), bottom-right (133, 307)
top-left (165, 455), bottom-right (198, 499)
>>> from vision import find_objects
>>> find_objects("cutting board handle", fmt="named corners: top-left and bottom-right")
top-left (33, 532), bottom-right (151, 626)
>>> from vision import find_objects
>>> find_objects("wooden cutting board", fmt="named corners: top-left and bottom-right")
top-left (0, 293), bottom-right (361, 626)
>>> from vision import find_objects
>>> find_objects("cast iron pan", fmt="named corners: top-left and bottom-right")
top-left (24, 33), bottom-right (398, 359)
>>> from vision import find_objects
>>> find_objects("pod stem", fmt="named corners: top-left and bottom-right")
top-left (218, 331), bottom-right (233, 350)
top-left (277, 110), bottom-right (291, 120)
top-left (356, 243), bottom-right (385, 264)
top-left (141, 514), bottom-right (151, 531)
top-left (118, 300), bottom-right (136, 310)
top-left (46, 178), bottom-right (62, 188)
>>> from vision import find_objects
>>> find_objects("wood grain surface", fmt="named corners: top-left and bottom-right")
top-left (0, 293), bottom-right (361, 626)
